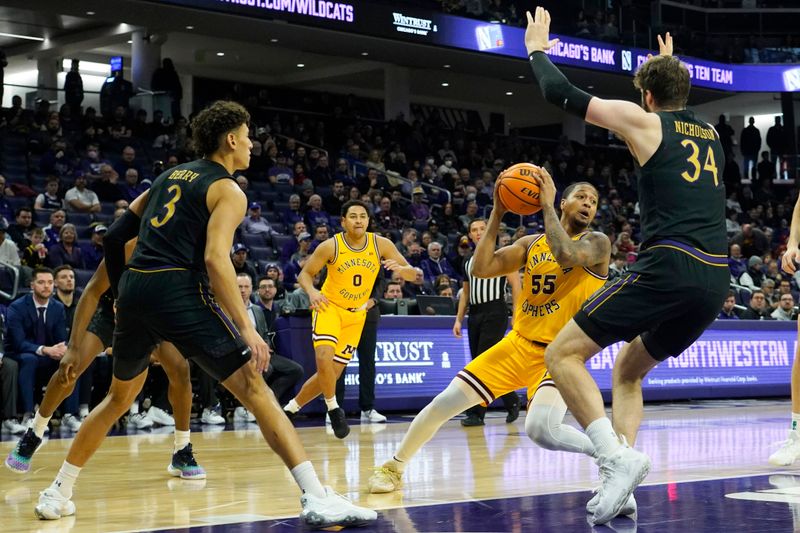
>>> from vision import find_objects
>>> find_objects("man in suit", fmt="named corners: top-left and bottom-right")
top-left (238, 273), bottom-right (304, 409)
top-left (5, 267), bottom-right (82, 431)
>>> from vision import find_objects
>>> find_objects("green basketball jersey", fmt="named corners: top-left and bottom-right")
top-left (129, 159), bottom-right (234, 272)
top-left (637, 110), bottom-right (727, 255)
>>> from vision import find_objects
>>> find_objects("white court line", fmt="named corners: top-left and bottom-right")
top-left (106, 469), bottom-right (787, 533)
top-left (191, 500), bottom-right (248, 513)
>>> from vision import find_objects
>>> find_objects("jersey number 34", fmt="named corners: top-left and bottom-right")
top-left (680, 139), bottom-right (719, 186)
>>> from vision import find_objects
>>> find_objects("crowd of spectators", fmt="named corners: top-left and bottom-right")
top-left (0, 65), bottom-right (797, 433)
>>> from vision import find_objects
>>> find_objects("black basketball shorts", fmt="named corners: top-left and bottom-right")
top-left (573, 240), bottom-right (730, 361)
top-left (112, 269), bottom-right (250, 381)
top-left (86, 302), bottom-right (115, 349)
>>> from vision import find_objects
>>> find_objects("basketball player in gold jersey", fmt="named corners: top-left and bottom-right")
top-left (283, 200), bottom-right (421, 438)
top-left (368, 171), bottom-right (618, 500)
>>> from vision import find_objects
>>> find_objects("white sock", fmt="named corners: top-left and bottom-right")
top-left (50, 461), bottom-right (81, 499)
top-left (393, 380), bottom-right (480, 468)
top-left (792, 413), bottom-right (800, 432)
top-left (586, 417), bottom-right (621, 457)
top-left (129, 402), bottom-right (139, 415)
top-left (79, 404), bottom-right (89, 418)
top-left (284, 399), bottom-right (301, 414)
top-left (324, 397), bottom-right (339, 411)
top-left (33, 412), bottom-right (51, 439)
top-left (290, 461), bottom-right (326, 498)
top-left (174, 430), bottom-right (190, 452)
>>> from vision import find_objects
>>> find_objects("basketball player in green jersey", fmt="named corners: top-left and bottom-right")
top-left (34, 101), bottom-right (377, 529)
top-left (526, 8), bottom-right (728, 524)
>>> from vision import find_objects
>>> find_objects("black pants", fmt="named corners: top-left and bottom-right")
top-left (195, 365), bottom-right (219, 410)
top-left (1, 358), bottom-right (18, 419)
top-left (336, 317), bottom-right (377, 411)
top-left (142, 365), bottom-right (171, 412)
top-left (466, 302), bottom-right (519, 419)
top-left (265, 353), bottom-right (304, 405)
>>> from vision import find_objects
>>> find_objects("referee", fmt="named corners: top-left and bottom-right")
top-left (453, 218), bottom-right (521, 426)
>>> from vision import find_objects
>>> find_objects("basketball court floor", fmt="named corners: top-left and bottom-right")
top-left (3, 399), bottom-right (800, 532)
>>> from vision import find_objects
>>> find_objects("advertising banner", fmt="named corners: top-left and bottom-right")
top-left (337, 319), bottom-right (795, 406)
top-left (151, 0), bottom-right (799, 92)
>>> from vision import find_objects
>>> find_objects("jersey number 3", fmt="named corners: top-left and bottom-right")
top-left (680, 139), bottom-right (719, 186)
top-left (150, 184), bottom-right (182, 228)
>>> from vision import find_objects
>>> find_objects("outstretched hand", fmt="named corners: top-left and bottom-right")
top-left (646, 32), bottom-right (673, 61)
top-left (525, 7), bottom-right (560, 55)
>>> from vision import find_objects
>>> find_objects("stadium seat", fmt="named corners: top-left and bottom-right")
top-left (66, 212), bottom-right (93, 226)
top-left (74, 269), bottom-right (94, 289)
top-left (271, 234), bottom-right (294, 252)
top-left (241, 233), bottom-right (267, 248)
top-left (249, 245), bottom-right (273, 263)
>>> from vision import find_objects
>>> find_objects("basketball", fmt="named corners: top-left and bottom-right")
top-left (496, 163), bottom-right (543, 215)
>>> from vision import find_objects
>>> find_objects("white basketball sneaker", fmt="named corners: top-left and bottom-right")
top-left (592, 440), bottom-right (650, 525)
top-left (60, 414), bottom-right (82, 432)
top-left (200, 407), bottom-right (225, 425)
top-left (769, 430), bottom-right (800, 466)
top-left (146, 407), bottom-right (175, 426)
top-left (34, 488), bottom-right (76, 520)
top-left (233, 406), bottom-right (255, 423)
top-left (360, 409), bottom-right (387, 423)
top-left (368, 461), bottom-right (403, 493)
top-left (128, 412), bottom-right (154, 429)
top-left (300, 486), bottom-right (377, 528)
top-left (586, 487), bottom-right (637, 516)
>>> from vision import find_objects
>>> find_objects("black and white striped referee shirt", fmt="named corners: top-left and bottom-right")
top-left (464, 256), bottom-right (507, 305)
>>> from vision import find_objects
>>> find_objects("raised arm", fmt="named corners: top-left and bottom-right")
top-left (534, 169), bottom-right (611, 272)
top-left (525, 8), bottom-right (662, 158)
top-left (471, 186), bottom-right (529, 279)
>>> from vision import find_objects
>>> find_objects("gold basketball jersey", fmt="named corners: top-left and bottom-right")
top-left (514, 233), bottom-right (607, 344)
top-left (321, 232), bottom-right (382, 309)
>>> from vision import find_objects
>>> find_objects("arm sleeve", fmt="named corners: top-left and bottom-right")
top-left (529, 51), bottom-right (593, 118)
top-left (103, 210), bottom-right (141, 299)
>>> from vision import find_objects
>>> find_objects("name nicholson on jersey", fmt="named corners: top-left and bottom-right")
top-left (674, 121), bottom-right (716, 140)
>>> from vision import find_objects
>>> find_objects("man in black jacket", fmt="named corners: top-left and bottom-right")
top-left (740, 117), bottom-right (761, 180)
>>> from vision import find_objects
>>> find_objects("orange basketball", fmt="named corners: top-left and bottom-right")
top-left (496, 163), bottom-right (543, 215)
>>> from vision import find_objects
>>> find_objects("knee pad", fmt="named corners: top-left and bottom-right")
top-left (525, 404), bottom-right (561, 450)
